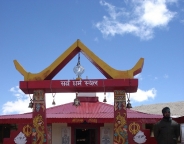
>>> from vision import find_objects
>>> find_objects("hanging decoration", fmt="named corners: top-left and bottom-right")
top-left (103, 80), bottom-right (107, 103)
top-left (126, 93), bottom-right (132, 108)
top-left (73, 92), bottom-right (80, 107)
top-left (73, 52), bottom-right (85, 80)
top-left (28, 98), bottom-right (33, 108)
top-left (52, 95), bottom-right (56, 105)
top-left (50, 80), bottom-right (56, 105)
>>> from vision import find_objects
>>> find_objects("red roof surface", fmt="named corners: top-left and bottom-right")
top-left (46, 102), bottom-right (162, 119)
top-left (0, 101), bottom-right (162, 121)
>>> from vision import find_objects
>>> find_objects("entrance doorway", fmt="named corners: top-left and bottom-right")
top-left (0, 124), bottom-right (11, 144)
top-left (75, 128), bottom-right (96, 144)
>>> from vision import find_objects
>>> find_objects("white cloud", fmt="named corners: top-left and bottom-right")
top-left (2, 87), bottom-right (76, 114)
top-left (2, 87), bottom-right (32, 114)
top-left (2, 98), bottom-right (32, 114)
top-left (45, 93), bottom-right (76, 108)
top-left (136, 0), bottom-right (175, 27)
top-left (96, 92), bottom-right (114, 105)
top-left (95, 0), bottom-right (177, 40)
top-left (2, 86), bottom-right (156, 114)
top-left (130, 88), bottom-right (157, 102)
top-left (9, 86), bottom-right (25, 99)
top-left (103, 88), bottom-right (156, 104)
top-left (99, 1), bottom-right (129, 20)
top-left (10, 87), bottom-right (16, 92)
top-left (2, 90), bottom-right (106, 114)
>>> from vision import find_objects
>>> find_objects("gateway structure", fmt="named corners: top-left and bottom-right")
top-left (0, 40), bottom-right (163, 144)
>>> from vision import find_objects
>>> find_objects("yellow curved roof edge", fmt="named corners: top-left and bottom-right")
top-left (13, 39), bottom-right (144, 81)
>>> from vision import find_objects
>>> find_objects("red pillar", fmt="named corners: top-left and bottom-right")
top-left (32, 90), bottom-right (48, 144)
top-left (113, 90), bottom-right (128, 144)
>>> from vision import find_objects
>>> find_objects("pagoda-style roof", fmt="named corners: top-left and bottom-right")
top-left (14, 39), bottom-right (144, 94)
top-left (14, 39), bottom-right (144, 81)
top-left (0, 97), bottom-right (162, 124)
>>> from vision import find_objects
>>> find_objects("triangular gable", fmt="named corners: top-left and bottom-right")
top-left (14, 39), bottom-right (144, 81)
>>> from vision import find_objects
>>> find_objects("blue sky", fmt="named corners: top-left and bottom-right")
top-left (0, 0), bottom-right (184, 115)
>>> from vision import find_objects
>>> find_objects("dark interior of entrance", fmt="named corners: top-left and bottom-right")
top-left (76, 128), bottom-right (96, 144)
top-left (0, 124), bottom-right (17, 144)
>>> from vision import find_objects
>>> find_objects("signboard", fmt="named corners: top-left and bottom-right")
top-left (61, 127), bottom-right (70, 144)
top-left (19, 79), bottom-right (138, 94)
top-left (101, 128), bottom-right (110, 144)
